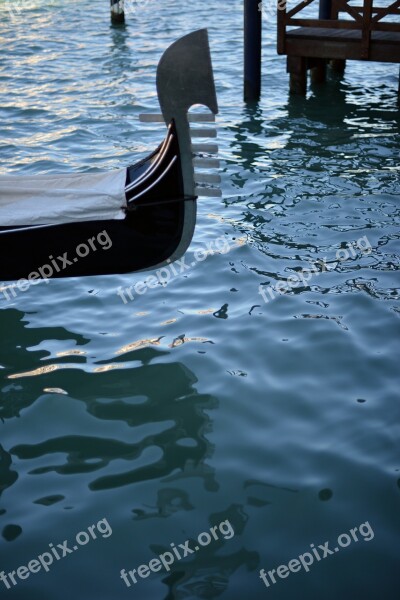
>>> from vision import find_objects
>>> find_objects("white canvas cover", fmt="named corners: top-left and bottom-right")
top-left (0, 169), bottom-right (127, 227)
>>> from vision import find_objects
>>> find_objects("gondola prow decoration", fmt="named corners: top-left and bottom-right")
top-left (0, 30), bottom-right (219, 282)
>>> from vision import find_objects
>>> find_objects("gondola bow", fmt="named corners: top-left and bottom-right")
top-left (0, 29), bottom-right (219, 281)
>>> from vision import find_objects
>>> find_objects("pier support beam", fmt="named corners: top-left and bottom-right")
top-left (330, 59), bottom-right (346, 73)
top-left (111, 0), bottom-right (125, 24)
top-left (244, 0), bottom-right (262, 101)
top-left (288, 56), bottom-right (307, 95)
top-left (310, 58), bottom-right (326, 84)
top-left (398, 66), bottom-right (400, 104)
top-left (319, 0), bottom-right (332, 19)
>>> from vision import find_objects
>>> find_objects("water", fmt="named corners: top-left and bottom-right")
top-left (0, 1), bottom-right (399, 598)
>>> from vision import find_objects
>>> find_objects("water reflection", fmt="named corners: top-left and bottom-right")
top-left (0, 308), bottom-right (89, 421)
top-left (107, 20), bottom-right (132, 75)
top-left (0, 308), bottom-right (260, 598)
top-left (0, 444), bottom-right (18, 500)
top-left (228, 103), bottom-right (266, 175)
top-left (224, 78), bottom-right (399, 300)
top-left (160, 504), bottom-right (259, 599)
top-left (229, 77), bottom-right (400, 189)
top-left (2, 311), bottom-right (219, 493)
top-left (0, 313), bottom-right (218, 493)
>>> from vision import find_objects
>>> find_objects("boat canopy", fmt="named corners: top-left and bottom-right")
top-left (0, 169), bottom-right (127, 227)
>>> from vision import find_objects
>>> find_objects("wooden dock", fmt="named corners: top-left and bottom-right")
top-left (277, 0), bottom-right (400, 95)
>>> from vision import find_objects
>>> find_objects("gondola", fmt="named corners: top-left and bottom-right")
top-left (0, 29), bottom-right (219, 282)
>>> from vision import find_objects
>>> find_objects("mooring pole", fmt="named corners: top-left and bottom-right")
top-left (310, 0), bottom-right (332, 84)
top-left (398, 66), bottom-right (400, 104)
top-left (111, 0), bottom-right (125, 24)
top-left (318, 0), bottom-right (332, 19)
top-left (244, 0), bottom-right (262, 101)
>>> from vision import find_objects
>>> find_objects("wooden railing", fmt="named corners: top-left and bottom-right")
top-left (277, 0), bottom-right (400, 58)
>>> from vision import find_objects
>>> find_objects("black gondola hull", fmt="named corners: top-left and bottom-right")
top-left (0, 120), bottom-right (194, 281)
top-left (0, 203), bottom-right (186, 281)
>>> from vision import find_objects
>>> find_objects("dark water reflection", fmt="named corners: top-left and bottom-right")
top-left (0, 309), bottom-right (262, 599)
top-left (1, 310), bottom-right (219, 493)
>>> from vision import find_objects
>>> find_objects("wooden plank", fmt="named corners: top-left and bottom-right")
top-left (285, 34), bottom-right (400, 62)
top-left (287, 18), bottom-right (400, 32)
top-left (373, 22), bottom-right (400, 33)
top-left (336, 5), bottom-right (400, 15)
top-left (286, 26), bottom-right (400, 42)
top-left (371, 30), bottom-right (400, 41)
top-left (287, 18), bottom-right (363, 28)
top-left (286, 38), bottom-right (360, 59)
top-left (287, 27), bottom-right (362, 38)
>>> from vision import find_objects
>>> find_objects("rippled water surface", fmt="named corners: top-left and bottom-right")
top-left (0, 1), bottom-right (399, 598)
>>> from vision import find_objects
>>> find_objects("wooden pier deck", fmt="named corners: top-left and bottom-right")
top-left (277, 0), bottom-right (400, 94)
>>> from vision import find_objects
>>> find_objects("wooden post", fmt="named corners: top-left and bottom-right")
top-left (315, 0), bottom-right (331, 83)
top-left (330, 59), bottom-right (346, 73)
top-left (361, 0), bottom-right (373, 59)
top-left (328, 0), bottom-right (346, 72)
top-left (244, 0), bottom-right (262, 101)
top-left (277, 0), bottom-right (286, 55)
top-left (310, 58), bottom-right (326, 84)
top-left (111, 0), bottom-right (125, 24)
top-left (398, 66), bottom-right (400, 104)
top-left (288, 56), bottom-right (307, 95)
top-left (318, 0), bottom-right (332, 19)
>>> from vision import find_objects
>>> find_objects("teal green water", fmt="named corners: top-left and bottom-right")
top-left (0, 1), bottom-right (399, 598)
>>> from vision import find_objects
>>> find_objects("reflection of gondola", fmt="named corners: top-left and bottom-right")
top-left (0, 30), bottom-right (220, 281)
